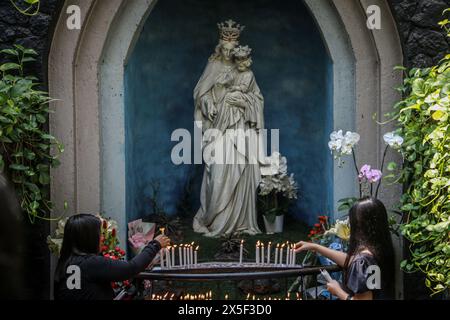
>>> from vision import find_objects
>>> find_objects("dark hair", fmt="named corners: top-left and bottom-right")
top-left (344, 197), bottom-right (395, 297)
top-left (55, 214), bottom-right (101, 282)
top-left (0, 174), bottom-right (25, 299)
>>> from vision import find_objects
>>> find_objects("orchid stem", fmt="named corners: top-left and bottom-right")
top-left (352, 148), bottom-right (362, 198)
top-left (375, 145), bottom-right (389, 198)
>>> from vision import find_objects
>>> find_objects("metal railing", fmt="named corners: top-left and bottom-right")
top-left (134, 263), bottom-right (341, 300)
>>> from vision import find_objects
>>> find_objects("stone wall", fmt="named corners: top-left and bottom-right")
top-left (389, 0), bottom-right (450, 68)
top-left (0, 0), bottom-right (62, 81)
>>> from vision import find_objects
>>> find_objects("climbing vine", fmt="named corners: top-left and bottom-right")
top-left (9, 0), bottom-right (40, 16)
top-left (397, 9), bottom-right (450, 296)
top-left (0, 45), bottom-right (62, 223)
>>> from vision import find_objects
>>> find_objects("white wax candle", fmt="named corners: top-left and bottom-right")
top-left (178, 246), bottom-right (183, 266)
top-left (280, 245), bottom-right (285, 266)
top-left (274, 245), bottom-right (279, 265)
top-left (267, 242), bottom-right (271, 265)
top-left (160, 248), bottom-right (165, 269)
top-left (239, 240), bottom-right (244, 264)
top-left (172, 246), bottom-right (176, 267)
top-left (183, 246), bottom-right (187, 267)
top-left (261, 243), bottom-right (265, 265)
top-left (255, 242), bottom-right (260, 264)
top-left (190, 244), bottom-right (194, 267)
top-left (165, 248), bottom-right (171, 269)
top-left (195, 246), bottom-right (199, 267)
top-left (293, 247), bottom-right (297, 266)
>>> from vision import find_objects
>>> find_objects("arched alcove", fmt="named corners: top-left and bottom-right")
top-left (124, 0), bottom-right (333, 226)
top-left (49, 0), bottom-right (404, 297)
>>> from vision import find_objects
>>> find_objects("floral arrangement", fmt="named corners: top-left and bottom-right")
top-left (303, 215), bottom-right (350, 266)
top-left (259, 152), bottom-right (298, 199)
top-left (258, 152), bottom-right (298, 224)
top-left (47, 215), bottom-right (130, 293)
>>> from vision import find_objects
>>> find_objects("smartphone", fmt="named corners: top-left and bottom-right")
top-left (320, 269), bottom-right (333, 283)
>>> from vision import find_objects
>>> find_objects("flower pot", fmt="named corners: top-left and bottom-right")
top-left (263, 215), bottom-right (284, 234)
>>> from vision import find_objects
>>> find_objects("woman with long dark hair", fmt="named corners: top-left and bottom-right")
top-left (295, 197), bottom-right (395, 300)
top-left (54, 214), bottom-right (170, 300)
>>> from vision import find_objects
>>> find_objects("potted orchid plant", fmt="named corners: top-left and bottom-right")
top-left (328, 129), bottom-right (404, 211)
top-left (258, 152), bottom-right (298, 234)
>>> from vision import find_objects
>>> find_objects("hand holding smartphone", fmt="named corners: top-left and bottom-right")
top-left (320, 269), bottom-right (333, 283)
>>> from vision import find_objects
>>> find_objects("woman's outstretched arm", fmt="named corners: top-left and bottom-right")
top-left (87, 236), bottom-right (170, 282)
top-left (295, 241), bottom-right (348, 268)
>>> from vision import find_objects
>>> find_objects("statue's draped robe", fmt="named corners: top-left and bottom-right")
top-left (193, 59), bottom-right (264, 237)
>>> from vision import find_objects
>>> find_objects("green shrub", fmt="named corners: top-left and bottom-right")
top-left (397, 10), bottom-right (450, 295)
top-left (0, 45), bottom-right (62, 222)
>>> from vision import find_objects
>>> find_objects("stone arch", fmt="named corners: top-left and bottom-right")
top-left (49, 0), bottom-right (403, 296)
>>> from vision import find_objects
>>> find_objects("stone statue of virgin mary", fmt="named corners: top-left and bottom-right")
top-left (192, 20), bottom-right (265, 238)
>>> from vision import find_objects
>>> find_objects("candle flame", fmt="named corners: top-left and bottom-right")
top-left (195, 246), bottom-right (199, 251)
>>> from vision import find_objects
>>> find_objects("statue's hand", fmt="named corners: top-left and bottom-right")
top-left (225, 93), bottom-right (246, 108)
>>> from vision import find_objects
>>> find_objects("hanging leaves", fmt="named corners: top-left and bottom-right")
top-left (0, 45), bottom-right (63, 223)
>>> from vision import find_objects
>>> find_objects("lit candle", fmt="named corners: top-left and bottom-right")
top-left (280, 243), bottom-right (285, 266)
top-left (267, 242), bottom-right (272, 265)
top-left (261, 242), bottom-right (265, 265)
top-left (286, 242), bottom-right (291, 265)
top-left (239, 240), bottom-right (244, 264)
top-left (172, 245), bottom-right (176, 267)
top-left (255, 241), bottom-right (260, 264)
top-left (183, 244), bottom-right (187, 268)
top-left (194, 246), bottom-right (199, 267)
top-left (274, 244), bottom-right (279, 265)
top-left (190, 242), bottom-right (194, 268)
top-left (178, 245), bottom-right (183, 266)
top-left (165, 247), bottom-right (171, 269)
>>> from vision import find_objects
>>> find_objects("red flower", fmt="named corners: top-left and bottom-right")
top-left (314, 223), bottom-right (321, 228)
top-left (104, 254), bottom-right (110, 259)
top-left (111, 229), bottom-right (116, 237)
top-left (115, 246), bottom-right (120, 252)
top-left (123, 280), bottom-right (130, 287)
top-left (101, 245), bottom-right (108, 252)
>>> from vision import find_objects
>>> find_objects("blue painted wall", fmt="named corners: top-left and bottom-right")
top-left (125, 0), bottom-right (333, 226)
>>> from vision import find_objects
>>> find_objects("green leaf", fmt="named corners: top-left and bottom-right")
top-left (0, 49), bottom-right (19, 56)
top-left (387, 162), bottom-right (398, 171)
top-left (0, 63), bottom-right (21, 72)
top-left (9, 164), bottom-right (29, 171)
top-left (39, 172), bottom-right (50, 185)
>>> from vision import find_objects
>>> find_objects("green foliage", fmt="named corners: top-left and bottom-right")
top-left (396, 11), bottom-right (450, 295)
top-left (0, 45), bottom-right (62, 222)
top-left (9, 0), bottom-right (40, 16)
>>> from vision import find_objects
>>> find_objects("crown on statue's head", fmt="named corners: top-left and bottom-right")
top-left (233, 45), bottom-right (252, 60)
top-left (218, 19), bottom-right (245, 42)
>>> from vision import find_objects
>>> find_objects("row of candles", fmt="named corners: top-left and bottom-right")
top-left (160, 243), bottom-right (199, 269)
top-left (149, 292), bottom-right (301, 300)
top-left (151, 291), bottom-right (212, 300)
top-left (239, 241), bottom-right (298, 266)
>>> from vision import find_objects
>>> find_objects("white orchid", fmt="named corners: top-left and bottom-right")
top-left (383, 131), bottom-right (404, 149)
top-left (328, 130), bottom-right (360, 157)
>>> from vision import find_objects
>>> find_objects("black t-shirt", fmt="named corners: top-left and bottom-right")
top-left (344, 253), bottom-right (392, 300)
top-left (54, 240), bottom-right (161, 300)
